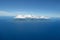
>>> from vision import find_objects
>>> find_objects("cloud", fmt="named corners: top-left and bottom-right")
top-left (0, 11), bottom-right (32, 16)
top-left (0, 11), bottom-right (14, 16)
top-left (0, 11), bottom-right (22, 16)
top-left (0, 11), bottom-right (60, 18)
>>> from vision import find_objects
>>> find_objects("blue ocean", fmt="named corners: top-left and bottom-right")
top-left (0, 16), bottom-right (60, 40)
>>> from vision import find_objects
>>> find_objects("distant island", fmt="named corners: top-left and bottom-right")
top-left (14, 15), bottom-right (50, 19)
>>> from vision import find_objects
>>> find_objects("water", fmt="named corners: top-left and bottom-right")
top-left (0, 16), bottom-right (60, 40)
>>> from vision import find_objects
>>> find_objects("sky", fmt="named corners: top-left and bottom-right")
top-left (0, 0), bottom-right (60, 17)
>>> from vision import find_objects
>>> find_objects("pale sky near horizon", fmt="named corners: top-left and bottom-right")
top-left (0, 0), bottom-right (60, 17)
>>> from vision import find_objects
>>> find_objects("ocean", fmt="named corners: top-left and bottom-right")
top-left (0, 16), bottom-right (60, 40)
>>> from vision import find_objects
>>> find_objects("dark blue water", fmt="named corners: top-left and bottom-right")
top-left (0, 17), bottom-right (60, 40)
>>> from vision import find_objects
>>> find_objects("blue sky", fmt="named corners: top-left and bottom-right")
top-left (0, 0), bottom-right (60, 17)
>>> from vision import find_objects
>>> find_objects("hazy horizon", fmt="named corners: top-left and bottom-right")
top-left (0, 0), bottom-right (60, 17)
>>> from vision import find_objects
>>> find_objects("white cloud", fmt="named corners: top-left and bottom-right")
top-left (0, 11), bottom-right (22, 16)
top-left (0, 10), bottom-right (60, 18)
top-left (0, 11), bottom-right (14, 16)
top-left (0, 11), bottom-right (32, 16)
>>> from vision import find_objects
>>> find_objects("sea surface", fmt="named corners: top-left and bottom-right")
top-left (0, 16), bottom-right (60, 40)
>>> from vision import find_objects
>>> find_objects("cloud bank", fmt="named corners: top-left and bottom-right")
top-left (0, 11), bottom-right (60, 18)
top-left (0, 11), bottom-right (14, 16)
